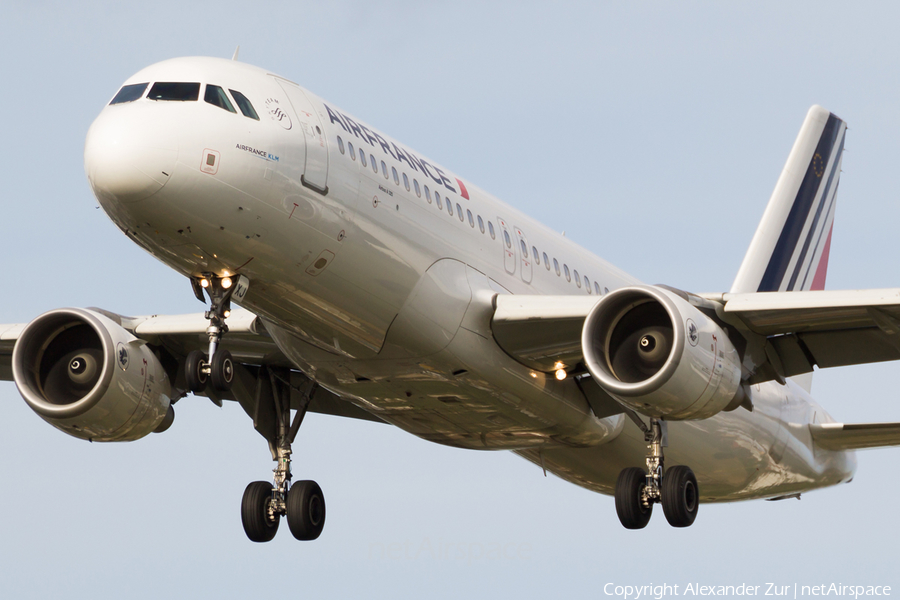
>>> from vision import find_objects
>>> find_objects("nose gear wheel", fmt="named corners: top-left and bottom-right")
top-left (185, 274), bottom-right (241, 394)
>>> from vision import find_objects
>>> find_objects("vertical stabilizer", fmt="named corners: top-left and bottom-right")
top-left (731, 106), bottom-right (847, 293)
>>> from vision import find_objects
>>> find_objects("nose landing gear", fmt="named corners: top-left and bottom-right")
top-left (614, 417), bottom-right (698, 529)
top-left (185, 274), bottom-right (241, 393)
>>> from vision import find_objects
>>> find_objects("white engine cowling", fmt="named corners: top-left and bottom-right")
top-left (12, 308), bottom-right (173, 441)
top-left (582, 285), bottom-right (742, 420)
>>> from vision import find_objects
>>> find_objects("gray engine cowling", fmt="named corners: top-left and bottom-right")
top-left (12, 308), bottom-right (173, 441)
top-left (582, 285), bottom-right (742, 420)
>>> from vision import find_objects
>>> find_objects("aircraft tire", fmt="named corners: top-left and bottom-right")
top-left (185, 350), bottom-right (208, 393)
top-left (615, 467), bottom-right (652, 529)
top-left (661, 465), bottom-right (698, 527)
top-left (210, 349), bottom-right (234, 392)
top-left (286, 480), bottom-right (326, 541)
top-left (241, 481), bottom-right (279, 542)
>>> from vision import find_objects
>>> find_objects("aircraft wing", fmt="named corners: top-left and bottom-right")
top-left (810, 422), bottom-right (900, 451)
top-left (491, 288), bottom-right (900, 377)
top-left (0, 309), bottom-right (383, 424)
top-left (705, 288), bottom-right (900, 377)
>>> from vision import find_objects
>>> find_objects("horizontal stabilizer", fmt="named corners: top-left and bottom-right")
top-left (810, 422), bottom-right (900, 451)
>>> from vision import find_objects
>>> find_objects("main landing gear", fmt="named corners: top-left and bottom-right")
top-left (186, 274), bottom-right (237, 394)
top-left (614, 417), bottom-right (698, 529)
top-left (241, 366), bottom-right (326, 542)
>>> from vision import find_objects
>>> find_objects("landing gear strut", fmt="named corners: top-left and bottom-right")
top-left (185, 274), bottom-right (238, 393)
top-left (241, 367), bottom-right (326, 542)
top-left (614, 417), bottom-right (698, 529)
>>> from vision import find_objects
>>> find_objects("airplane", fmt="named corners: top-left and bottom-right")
top-left (3, 55), bottom-right (900, 542)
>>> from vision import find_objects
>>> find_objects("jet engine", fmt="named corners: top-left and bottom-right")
top-left (12, 308), bottom-right (173, 441)
top-left (582, 285), bottom-right (742, 420)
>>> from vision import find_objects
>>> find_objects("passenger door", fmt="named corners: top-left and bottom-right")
top-left (275, 78), bottom-right (329, 195)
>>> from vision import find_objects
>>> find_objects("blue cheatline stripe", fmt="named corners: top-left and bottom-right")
top-left (799, 179), bottom-right (839, 291)
top-left (787, 128), bottom-right (845, 291)
top-left (757, 114), bottom-right (843, 292)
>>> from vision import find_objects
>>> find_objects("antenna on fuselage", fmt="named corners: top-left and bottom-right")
top-left (232, 46), bottom-right (240, 61)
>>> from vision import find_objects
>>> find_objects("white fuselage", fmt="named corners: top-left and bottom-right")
top-left (84, 57), bottom-right (855, 503)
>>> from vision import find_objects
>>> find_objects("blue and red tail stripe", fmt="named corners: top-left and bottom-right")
top-left (756, 113), bottom-right (846, 292)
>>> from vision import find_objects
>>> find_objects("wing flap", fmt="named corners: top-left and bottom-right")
top-left (810, 422), bottom-right (900, 451)
top-left (707, 288), bottom-right (900, 335)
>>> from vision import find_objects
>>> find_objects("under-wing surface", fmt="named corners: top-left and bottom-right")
top-left (3, 57), bottom-right (900, 540)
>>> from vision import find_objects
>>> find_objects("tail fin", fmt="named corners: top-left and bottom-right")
top-left (731, 106), bottom-right (847, 293)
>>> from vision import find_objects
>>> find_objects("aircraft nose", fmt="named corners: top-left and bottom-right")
top-left (84, 108), bottom-right (178, 204)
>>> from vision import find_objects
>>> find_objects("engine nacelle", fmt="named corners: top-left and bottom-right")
top-left (12, 308), bottom-right (173, 441)
top-left (582, 285), bottom-right (741, 420)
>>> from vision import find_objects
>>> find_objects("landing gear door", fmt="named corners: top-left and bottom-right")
top-left (497, 217), bottom-right (516, 275)
top-left (274, 78), bottom-right (329, 195)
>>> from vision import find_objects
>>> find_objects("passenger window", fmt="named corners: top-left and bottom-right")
top-left (457, 204), bottom-right (464, 221)
top-left (414, 179), bottom-right (421, 197)
top-left (392, 167), bottom-right (399, 185)
top-left (543, 252), bottom-right (550, 269)
top-left (436, 194), bottom-right (443, 210)
top-left (403, 172), bottom-right (410, 191)
top-left (574, 270), bottom-right (581, 288)
top-left (204, 85), bottom-right (236, 113)
top-left (604, 287), bottom-right (609, 294)
top-left (564, 265), bottom-right (571, 282)
top-left (553, 259), bottom-right (560, 276)
top-left (595, 282), bottom-right (601, 295)
top-left (338, 136), bottom-right (345, 154)
top-left (360, 149), bottom-right (367, 167)
top-left (477, 215), bottom-right (485, 233)
top-left (424, 185), bottom-right (431, 202)
top-left (520, 239), bottom-right (527, 255)
top-left (532, 246), bottom-right (539, 264)
top-left (349, 141), bottom-right (356, 160)
top-left (489, 222), bottom-right (495, 239)
top-left (447, 201), bottom-right (453, 216)
top-left (110, 82), bottom-right (148, 104)
top-left (370, 155), bottom-right (377, 173)
top-left (381, 160), bottom-right (388, 178)
top-left (585, 275), bottom-right (591, 292)
top-left (148, 82), bottom-right (200, 101)
top-left (467, 210), bottom-right (474, 227)
top-left (230, 89), bottom-right (260, 120)
top-left (503, 230), bottom-right (512, 249)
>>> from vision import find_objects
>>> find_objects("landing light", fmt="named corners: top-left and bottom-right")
top-left (555, 369), bottom-right (567, 381)
top-left (224, 310), bottom-right (231, 318)
top-left (200, 279), bottom-right (210, 288)
top-left (222, 277), bottom-right (233, 289)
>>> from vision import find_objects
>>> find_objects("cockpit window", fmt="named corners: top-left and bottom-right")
top-left (229, 89), bottom-right (260, 120)
top-left (110, 83), bottom-right (148, 105)
top-left (204, 85), bottom-right (236, 113)
top-left (148, 82), bottom-right (200, 101)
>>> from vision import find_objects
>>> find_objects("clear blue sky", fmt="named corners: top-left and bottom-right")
top-left (2, 2), bottom-right (900, 597)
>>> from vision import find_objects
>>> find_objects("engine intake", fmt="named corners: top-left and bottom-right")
top-left (582, 286), bottom-right (741, 420)
top-left (12, 308), bottom-right (173, 441)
